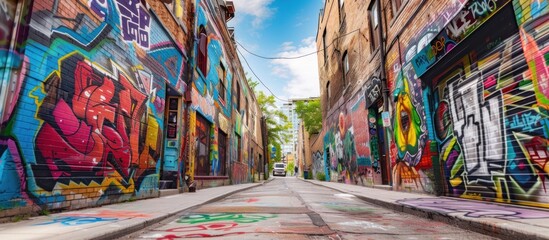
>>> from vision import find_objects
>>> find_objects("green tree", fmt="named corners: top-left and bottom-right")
top-left (247, 79), bottom-right (291, 166)
top-left (294, 99), bottom-right (322, 134)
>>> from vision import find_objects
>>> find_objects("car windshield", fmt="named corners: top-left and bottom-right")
top-left (275, 163), bottom-right (284, 168)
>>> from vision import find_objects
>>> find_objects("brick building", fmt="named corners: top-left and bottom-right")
top-left (0, 0), bottom-right (265, 220)
top-left (316, 0), bottom-right (549, 207)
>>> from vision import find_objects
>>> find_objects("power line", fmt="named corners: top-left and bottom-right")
top-left (236, 47), bottom-right (290, 103)
top-left (235, 29), bottom-right (360, 60)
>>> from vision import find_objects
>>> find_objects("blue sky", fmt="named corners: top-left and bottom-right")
top-left (228, 0), bottom-right (324, 103)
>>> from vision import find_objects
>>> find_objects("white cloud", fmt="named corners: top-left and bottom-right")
top-left (272, 37), bottom-right (320, 99)
top-left (280, 42), bottom-right (296, 51)
top-left (232, 0), bottom-right (275, 28)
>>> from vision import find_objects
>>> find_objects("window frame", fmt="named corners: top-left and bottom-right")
top-left (342, 50), bottom-right (349, 85)
top-left (197, 27), bottom-right (208, 76)
top-left (236, 82), bottom-right (241, 111)
top-left (369, 1), bottom-right (381, 51)
top-left (391, 0), bottom-right (403, 17)
top-left (245, 97), bottom-right (249, 125)
top-left (322, 29), bottom-right (328, 64)
top-left (218, 62), bottom-right (226, 103)
top-left (326, 81), bottom-right (331, 107)
top-left (338, 0), bottom-right (346, 24)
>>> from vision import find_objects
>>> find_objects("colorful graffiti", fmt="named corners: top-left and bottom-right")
top-left (429, 3), bottom-right (549, 206)
top-left (177, 213), bottom-right (277, 224)
top-left (147, 213), bottom-right (277, 239)
top-left (322, 94), bottom-right (376, 185)
top-left (397, 198), bottom-right (549, 219)
top-left (412, 0), bottom-right (510, 76)
top-left (34, 53), bottom-right (153, 191)
top-left (312, 151), bottom-right (324, 178)
top-left (158, 223), bottom-right (245, 239)
top-left (35, 216), bottom-right (118, 226)
top-left (392, 71), bottom-right (431, 192)
top-left (0, 0), bottom-right (188, 212)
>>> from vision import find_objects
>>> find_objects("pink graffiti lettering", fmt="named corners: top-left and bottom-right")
top-left (156, 222), bottom-right (245, 239)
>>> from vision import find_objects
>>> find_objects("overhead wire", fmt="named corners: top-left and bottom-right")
top-left (235, 28), bottom-right (360, 60)
top-left (235, 28), bottom-right (360, 103)
top-left (236, 47), bottom-right (290, 103)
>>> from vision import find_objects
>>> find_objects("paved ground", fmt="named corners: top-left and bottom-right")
top-left (0, 183), bottom-right (262, 240)
top-left (305, 178), bottom-right (549, 240)
top-left (2, 177), bottom-right (549, 239)
top-left (124, 177), bottom-right (495, 239)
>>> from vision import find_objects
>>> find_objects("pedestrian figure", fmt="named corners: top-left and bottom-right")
top-left (294, 165), bottom-right (298, 177)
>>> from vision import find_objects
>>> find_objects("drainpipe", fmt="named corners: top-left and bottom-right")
top-left (376, 0), bottom-right (392, 187)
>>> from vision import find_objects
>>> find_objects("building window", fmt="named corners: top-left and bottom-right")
top-left (339, 0), bottom-right (345, 24)
top-left (236, 82), bottom-right (241, 111)
top-left (342, 51), bottom-right (349, 85)
top-left (391, 0), bottom-right (403, 16)
top-left (218, 130), bottom-right (227, 175)
top-left (245, 98), bottom-right (249, 125)
top-left (369, 1), bottom-right (381, 51)
top-left (197, 27), bottom-right (208, 76)
top-left (218, 62), bottom-right (226, 102)
top-left (323, 29), bottom-right (328, 64)
top-left (195, 114), bottom-right (211, 176)
top-left (237, 136), bottom-right (242, 162)
top-left (326, 81), bottom-right (331, 106)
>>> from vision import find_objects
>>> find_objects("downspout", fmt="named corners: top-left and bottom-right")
top-left (376, 0), bottom-right (392, 187)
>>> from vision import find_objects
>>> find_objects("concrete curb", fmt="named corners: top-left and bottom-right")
top-left (91, 182), bottom-right (267, 240)
top-left (299, 178), bottom-right (549, 240)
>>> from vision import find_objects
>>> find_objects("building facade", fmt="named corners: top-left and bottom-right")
top-left (316, 0), bottom-right (549, 207)
top-left (0, 0), bottom-right (264, 220)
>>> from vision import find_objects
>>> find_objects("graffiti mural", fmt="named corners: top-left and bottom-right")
top-left (0, 0), bottom-right (188, 212)
top-left (322, 94), bottom-right (378, 186)
top-left (139, 213), bottom-right (278, 239)
top-left (429, 3), bottom-right (549, 206)
top-left (392, 70), bottom-right (431, 192)
top-left (312, 151), bottom-right (324, 178)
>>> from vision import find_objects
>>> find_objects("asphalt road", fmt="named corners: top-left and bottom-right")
top-left (120, 177), bottom-right (497, 239)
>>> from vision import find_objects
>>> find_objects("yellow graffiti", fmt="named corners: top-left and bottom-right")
top-left (186, 111), bottom-right (197, 180)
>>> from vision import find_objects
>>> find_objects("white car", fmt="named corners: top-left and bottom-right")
top-left (273, 163), bottom-right (286, 177)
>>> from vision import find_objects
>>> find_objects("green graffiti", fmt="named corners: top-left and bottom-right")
top-left (393, 73), bottom-right (424, 166)
top-left (177, 213), bottom-right (277, 224)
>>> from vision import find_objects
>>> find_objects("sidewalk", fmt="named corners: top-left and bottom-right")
top-left (301, 178), bottom-right (549, 240)
top-left (0, 182), bottom-right (265, 240)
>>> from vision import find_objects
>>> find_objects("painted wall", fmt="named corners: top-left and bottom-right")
top-left (387, 0), bottom-right (549, 206)
top-left (321, 93), bottom-right (381, 186)
top-left (0, 0), bottom-right (188, 215)
top-left (189, 0), bottom-right (256, 187)
top-left (315, 0), bottom-right (549, 208)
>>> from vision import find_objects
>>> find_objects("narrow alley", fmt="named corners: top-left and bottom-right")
top-left (124, 178), bottom-right (494, 239)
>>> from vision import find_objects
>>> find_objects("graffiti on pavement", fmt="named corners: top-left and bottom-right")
top-left (177, 213), bottom-right (277, 224)
top-left (34, 216), bottom-right (118, 226)
top-left (397, 198), bottom-right (549, 219)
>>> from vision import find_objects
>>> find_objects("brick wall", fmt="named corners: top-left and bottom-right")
top-left (0, 0), bottom-right (191, 219)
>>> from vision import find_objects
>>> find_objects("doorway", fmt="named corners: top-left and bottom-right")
top-left (368, 101), bottom-right (389, 185)
top-left (161, 86), bottom-right (182, 189)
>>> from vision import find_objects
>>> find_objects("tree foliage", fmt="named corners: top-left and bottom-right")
top-left (294, 99), bottom-right (322, 134)
top-left (247, 79), bottom-right (291, 164)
